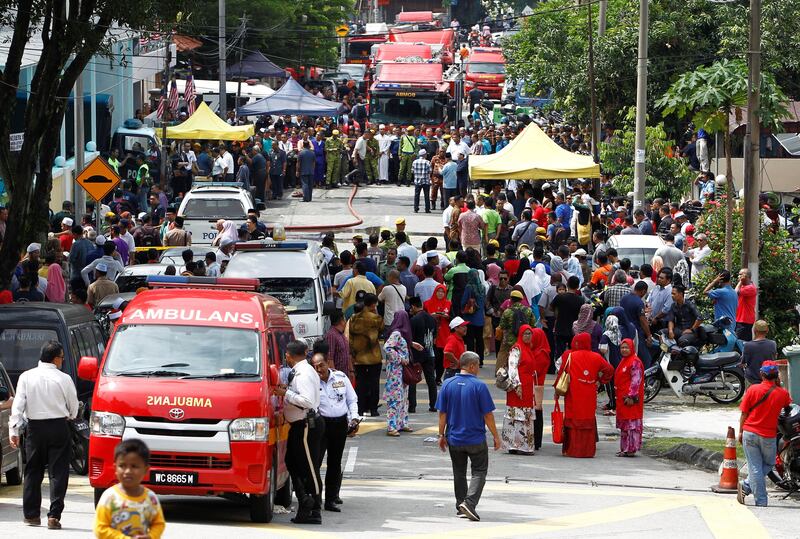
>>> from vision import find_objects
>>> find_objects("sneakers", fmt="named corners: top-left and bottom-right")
top-left (458, 502), bottom-right (480, 522)
top-left (736, 481), bottom-right (746, 505)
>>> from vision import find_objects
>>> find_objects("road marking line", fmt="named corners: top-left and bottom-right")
top-left (344, 446), bottom-right (358, 473)
top-left (695, 497), bottom-right (770, 539)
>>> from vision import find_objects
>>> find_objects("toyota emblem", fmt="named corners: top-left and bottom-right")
top-left (168, 408), bottom-right (185, 421)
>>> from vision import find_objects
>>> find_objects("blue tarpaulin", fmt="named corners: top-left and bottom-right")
top-left (236, 78), bottom-right (343, 117)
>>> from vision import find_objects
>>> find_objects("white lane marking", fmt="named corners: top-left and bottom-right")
top-left (345, 446), bottom-right (358, 473)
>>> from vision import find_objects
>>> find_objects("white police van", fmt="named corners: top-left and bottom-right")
top-left (177, 184), bottom-right (264, 245)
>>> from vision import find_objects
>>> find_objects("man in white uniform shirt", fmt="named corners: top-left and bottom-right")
top-left (10, 341), bottom-right (79, 529)
top-left (272, 340), bottom-right (323, 524)
top-left (312, 353), bottom-right (359, 512)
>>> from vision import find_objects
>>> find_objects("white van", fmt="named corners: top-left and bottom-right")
top-left (223, 240), bottom-right (336, 347)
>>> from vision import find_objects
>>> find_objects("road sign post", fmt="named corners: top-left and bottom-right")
top-left (75, 156), bottom-right (121, 230)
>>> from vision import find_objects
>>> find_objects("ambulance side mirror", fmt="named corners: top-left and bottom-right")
top-left (322, 301), bottom-right (337, 317)
top-left (269, 364), bottom-right (280, 387)
top-left (78, 356), bottom-right (99, 381)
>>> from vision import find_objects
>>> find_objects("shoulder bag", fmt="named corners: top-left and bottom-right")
top-left (402, 362), bottom-right (423, 385)
top-left (495, 367), bottom-right (513, 391)
top-left (553, 354), bottom-right (572, 397)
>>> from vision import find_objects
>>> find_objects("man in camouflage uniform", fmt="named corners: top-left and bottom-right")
top-left (325, 129), bottom-right (343, 188)
top-left (364, 129), bottom-right (379, 185)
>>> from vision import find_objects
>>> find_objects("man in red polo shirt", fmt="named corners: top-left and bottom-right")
top-left (735, 268), bottom-right (758, 342)
top-left (737, 360), bottom-right (792, 507)
top-left (443, 317), bottom-right (469, 381)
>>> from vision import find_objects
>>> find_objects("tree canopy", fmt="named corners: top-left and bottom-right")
top-left (504, 0), bottom-right (800, 127)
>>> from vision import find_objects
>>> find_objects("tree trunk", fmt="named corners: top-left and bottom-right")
top-left (723, 128), bottom-right (734, 271)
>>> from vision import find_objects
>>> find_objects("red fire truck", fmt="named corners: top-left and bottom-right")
top-left (464, 47), bottom-right (506, 100)
top-left (79, 276), bottom-right (295, 522)
top-left (369, 62), bottom-right (451, 128)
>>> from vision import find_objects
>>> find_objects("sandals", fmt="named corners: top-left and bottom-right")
top-left (400, 427), bottom-right (414, 432)
top-left (616, 451), bottom-right (636, 457)
top-left (387, 430), bottom-right (400, 437)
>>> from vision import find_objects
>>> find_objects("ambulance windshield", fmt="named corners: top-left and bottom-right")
top-left (104, 325), bottom-right (260, 378)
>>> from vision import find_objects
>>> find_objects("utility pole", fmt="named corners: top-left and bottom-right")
top-left (596, 0), bottom-right (606, 159)
top-left (235, 15), bottom-right (247, 120)
top-left (218, 0), bottom-right (227, 119)
top-left (161, 34), bottom-right (172, 187)
top-left (74, 74), bottom-right (86, 216)
top-left (632, 0), bottom-right (649, 211)
top-left (743, 0), bottom-right (761, 306)
top-left (586, 1), bottom-right (599, 163)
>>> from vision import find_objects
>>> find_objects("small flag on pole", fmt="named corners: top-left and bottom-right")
top-left (156, 88), bottom-right (167, 119)
top-left (168, 78), bottom-right (179, 114)
top-left (185, 73), bottom-right (196, 116)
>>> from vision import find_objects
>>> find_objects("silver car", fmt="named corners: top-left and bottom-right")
top-left (0, 361), bottom-right (23, 486)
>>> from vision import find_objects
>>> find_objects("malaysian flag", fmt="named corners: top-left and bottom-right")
top-left (168, 78), bottom-right (179, 114)
top-left (156, 88), bottom-right (167, 119)
top-left (185, 72), bottom-right (197, 116)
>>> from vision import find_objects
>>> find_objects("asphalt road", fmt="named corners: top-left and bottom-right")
top-left (1, 185), bottom-right (797, 537)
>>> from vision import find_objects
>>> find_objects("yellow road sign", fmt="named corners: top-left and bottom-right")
top-left (336, 24), bottom-right (349, 37)
top-left (75, 157), bottom-right (121, 201)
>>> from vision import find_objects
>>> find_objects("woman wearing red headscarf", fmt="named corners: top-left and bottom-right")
top-left (502, 324), bottom-right (537, 454)
top-left (424, 283), bottom-right (451, 385)
top-left (530, 327), bottom-right (550, 450)
top-left (615, 338), bottom-right (645, 456)
top-left (557, 332), bottom-right (614, 458)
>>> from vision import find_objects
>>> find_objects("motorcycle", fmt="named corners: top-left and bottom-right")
top-left (643, 329), bottom-right (745, 404)
top-left (770, 403), bottom-right (800, 495)
top-left (699, 316), bottom-right (743, 355)
top-left (70, 402), bottom-right (90, 475)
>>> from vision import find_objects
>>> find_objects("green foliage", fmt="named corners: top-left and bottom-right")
top-left (656, 59), bottom-right (789, 134)
top-left (599, 108), bottom-right (693, 201)
top-left (504, 0), bottom-right (723, 125)
top-left (692, 201), bottom-right (800, 350)
top-left (184, 0), bottom-right (352, 69)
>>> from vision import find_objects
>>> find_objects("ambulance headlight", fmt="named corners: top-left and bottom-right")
top-left (229, 417), bottom-right (269, 441)
top-left (90, 411), bottom-right (125, 437)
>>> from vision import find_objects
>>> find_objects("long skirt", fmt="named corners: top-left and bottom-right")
top-left (618, 418), bottom-right (643, 453)
top-left (502, 407), bottom-right (535, 453)
top-left (562, 418), bottom-right (599, 458)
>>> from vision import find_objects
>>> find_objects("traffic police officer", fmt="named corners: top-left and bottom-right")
top-left (311, 353), bottom-right (360, 512)
top-left (365, 129), bottom-right (380, 184)
top-left (272, 340), bottom-right (324, 524)
top-left (325, 130), bottom-right (343, 188)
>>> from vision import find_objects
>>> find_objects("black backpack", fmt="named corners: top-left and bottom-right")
top-left (510, 306), bottom-right (530, 338)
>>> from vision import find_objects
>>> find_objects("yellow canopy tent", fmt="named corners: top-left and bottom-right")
top-left (468, 122), bottom-right (600, 180)
top-left (165, 102), bottom-right (255, 141)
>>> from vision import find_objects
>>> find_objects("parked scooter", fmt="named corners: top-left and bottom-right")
top-left (643, 327), bottom-right (745, 404)
top-left (770, 403), bottom-right (800, 495)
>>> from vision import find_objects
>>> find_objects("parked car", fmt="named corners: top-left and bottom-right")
top-left (0, 361), bottom-right (23, 486)
top-left (605, 234), bottom-right (666, 271)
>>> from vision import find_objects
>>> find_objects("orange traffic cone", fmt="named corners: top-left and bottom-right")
top-left (711, 426), bottom-right (739, 493)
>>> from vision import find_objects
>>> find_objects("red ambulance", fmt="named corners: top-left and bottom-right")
top-left (78, 276), bottom-right (295, 522)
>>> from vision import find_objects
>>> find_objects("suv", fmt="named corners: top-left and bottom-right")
top-left (224, 240), bottom-right (336, 348)
top-left (0, 361), bottom-right (23, 486)
top-left (177, 185), bottom-right (264, 245)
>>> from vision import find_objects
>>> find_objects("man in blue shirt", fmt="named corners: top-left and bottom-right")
top-left (554, 193), bottom-right (573, 228)
top-left (703, 270), bottom-right (737, 330)
top-left (441, 155), bottom-right (458, 203)
top-left (435, 351), bottom-right (499, 522)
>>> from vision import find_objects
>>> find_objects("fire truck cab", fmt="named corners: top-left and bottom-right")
top-left (79, 276), bottom-right (295, 523)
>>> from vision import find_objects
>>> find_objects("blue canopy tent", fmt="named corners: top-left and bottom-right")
top-left (227, 51), bottom-right (287, 79)
top-left (236, 78), bottom-right (343, 117)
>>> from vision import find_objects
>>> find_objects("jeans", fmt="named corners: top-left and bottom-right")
top-left (414, 183), bottom-right (431, 212)
top-left (742, 430), bottom-right (776, 506)
top-left (301, 174), bottom-right (313, 202)
top-left (408, 357), bottom-right (437, 411)
top-left (354, 364), bottom-right (382, 414)
top-left (448, 441), bottom-right (489, 510)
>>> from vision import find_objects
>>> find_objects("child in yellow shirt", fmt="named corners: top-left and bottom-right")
top-left (95, 439), bottom-right (165, 538)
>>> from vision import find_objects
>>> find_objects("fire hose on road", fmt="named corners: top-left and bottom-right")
top-left (284, 184), bottom-right (364, 232)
